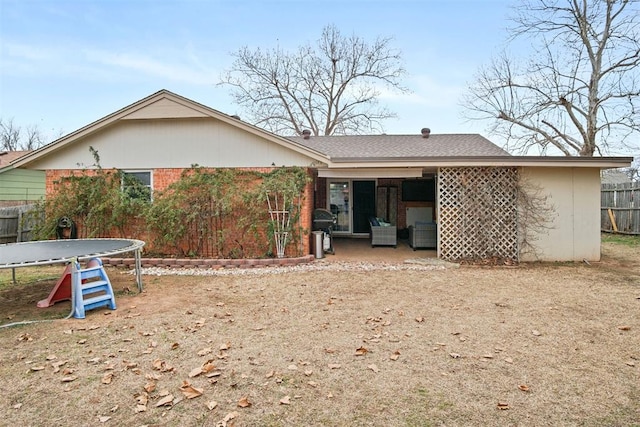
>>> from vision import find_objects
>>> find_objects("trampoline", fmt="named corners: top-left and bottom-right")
top-left (0, 239), bottom-right (145, 291)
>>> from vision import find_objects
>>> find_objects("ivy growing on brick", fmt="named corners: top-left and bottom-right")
top-left (31, 147), bottom-right (310, 258)
top-left (30, 147), bottom-right (149, 239)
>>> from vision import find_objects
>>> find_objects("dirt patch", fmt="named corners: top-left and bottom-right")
top-left (1, 241), bottom-right (639, 426)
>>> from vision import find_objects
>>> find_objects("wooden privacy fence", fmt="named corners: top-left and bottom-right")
top-left (0, 204), bottom-right (38, 243)
top-left (601, 182), bottom-right (640, 235)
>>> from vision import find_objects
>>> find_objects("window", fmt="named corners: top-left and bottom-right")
top-left (401, 178), bottom-right (435, 202)
top-left (122, 171), bottom-right (152, 201)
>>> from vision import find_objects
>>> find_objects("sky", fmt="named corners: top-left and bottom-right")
top-left (0, 0), bottom-right (515, 144)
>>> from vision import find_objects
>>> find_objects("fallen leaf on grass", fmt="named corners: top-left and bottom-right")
top-left (135, 392), bottom-right (148, 406)
top-left (625, 361), bottom-right (636, 367)
top-left (144, 382), bottom-right (156, 393)
top-left (328, 364), bottom-right (341, 370)
top-left (180, 381), bottom-right (203, 399)
top-left (280, 395), bottom-right (291, 405)
top-left (220, 341), bottom-right (231, 351)
top-left (304, 369), bottom-right (313, 376)
top-left (449, 353), bottom-right (461, 359)
top-left (519, 385), bottom-right (530, 392)
top-left (207, 401), bottom-right (218, 410)
top-left (170, 342), bottom-right (179, 350)
top-left (221, 412), bottom-right (238, 425)
top-left (155, 394), bottom-right (174, 407)
top-left (415, 317), bottom-right (424, 323)
top-left (617, 325), bottom-right (631, 331)
top-left (189, 367), bottom-right (204, 378)
top-left (152, 359), bottom-right (174, 372)
top-left (13, 403), bottom-right (22, 409)
top-left (61, 375), bottom-right (78, 383)
top-left (238, 396), bottom-right (251, 408)
top-left (355, 346), bottom-right (368, 356)
top-left (368, 364), bottom-right (379, 373)
top-left (30, 366), bottom-right (45, 372)
top-left (197, 347), bottom-right (212, 356)
top-left (497, 401), bottom-right (510, 410)
top-left (18, 333), bottom-right (33, 341)
top-left (135, 404), bottom-right (147, 413)
top-left (390, 350), bottom-right (401, 361)
top-left (98, 416), bottom-right (111, 423)
top-left (101, 372), bottom-right (114, 384)
top-left (531, 330), bottom-right (542, 336)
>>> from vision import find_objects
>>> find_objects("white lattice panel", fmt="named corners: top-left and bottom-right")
top-left (438, 167), bottom-right (519, 261)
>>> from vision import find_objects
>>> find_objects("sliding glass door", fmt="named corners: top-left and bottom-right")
top-left (328, 181), bottom-right (350, 233)
top-left (327, 180), bottom-right (376, 235)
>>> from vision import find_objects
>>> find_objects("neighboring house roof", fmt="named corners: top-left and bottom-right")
top-left (0, 150), bottom-right (31, 167)
top-left (601, 169), bottom-right (632, 184)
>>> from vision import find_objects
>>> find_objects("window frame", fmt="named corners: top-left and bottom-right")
top-left (121, 170), bottom-right (153, 202)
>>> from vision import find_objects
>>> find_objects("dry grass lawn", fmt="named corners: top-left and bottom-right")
top-left (1, 237), bottom-right (639, 426)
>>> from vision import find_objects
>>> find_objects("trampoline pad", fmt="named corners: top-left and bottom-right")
top-left (0, 239), bottom-right (145, 267)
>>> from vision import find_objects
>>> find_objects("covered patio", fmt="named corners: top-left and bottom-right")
top-left (326, 237), bottom-right (437, 263)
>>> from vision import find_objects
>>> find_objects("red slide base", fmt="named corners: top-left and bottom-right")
top-left (37, 264), bottom-right (73, 308)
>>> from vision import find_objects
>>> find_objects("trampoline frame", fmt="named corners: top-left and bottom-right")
top-left (0, 239), bottom-right (145, 292)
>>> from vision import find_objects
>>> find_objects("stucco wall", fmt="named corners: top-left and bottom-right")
top-left (520, 167), bottom-right (601, 262)
top-left (29, 118), bottom-right (318, 170)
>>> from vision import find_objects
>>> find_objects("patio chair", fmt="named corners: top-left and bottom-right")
top-left (369, 217), bottom-right (397, 247)
top-left (408, 222), bottom-right (437, 250)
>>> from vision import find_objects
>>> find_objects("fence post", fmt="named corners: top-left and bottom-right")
top-left (17, 209), bottom-right (23, 242)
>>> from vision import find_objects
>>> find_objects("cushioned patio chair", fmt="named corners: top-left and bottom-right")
top-left (369, 217), bottom-right (397, 247)
top-left (408, 222), bottom-right (437, 250)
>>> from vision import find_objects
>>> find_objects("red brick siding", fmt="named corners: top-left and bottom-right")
top-left (45, 167), bottom-right (314, 257)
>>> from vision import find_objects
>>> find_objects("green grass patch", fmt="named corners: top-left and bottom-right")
top-left (0, 266), bottom-right (61, 290)
top-left (602, 233), bottom-right (640, 247)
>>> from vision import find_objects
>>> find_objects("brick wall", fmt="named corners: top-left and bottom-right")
top-left (45, 167), bottom-right (314, 257)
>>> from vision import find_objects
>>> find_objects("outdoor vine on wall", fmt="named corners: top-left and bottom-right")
top-left (30, 147), bottom-right (149, 240)
top-left (31, 150), bottom-right (310, 259)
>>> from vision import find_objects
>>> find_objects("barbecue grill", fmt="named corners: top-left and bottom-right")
top-left (312, 208), bottom-right (336, 255)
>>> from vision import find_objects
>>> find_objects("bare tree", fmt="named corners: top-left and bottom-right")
top-left (1, 118), bottom-right (48, 151)
top-left (0, 118), bottom-right (21, 151)
top-left (463, 0), bottom-right (640, 156)
top-left (219, 24), bottom-right (408, 136)
top-left (625, 156), bottom-right (640, 181)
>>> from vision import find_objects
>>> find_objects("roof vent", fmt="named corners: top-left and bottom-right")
top-left (231, 115), bottom-right (241, 120)
top-left (421, 128), bottom-right (431, 138)
top-left (302, 129), bottom-right (312, 140)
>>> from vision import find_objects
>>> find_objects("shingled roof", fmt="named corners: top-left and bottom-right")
top-left (287, 134), bottom-right (510, 160)
top-left (0, 150), bottom-right (31, 167)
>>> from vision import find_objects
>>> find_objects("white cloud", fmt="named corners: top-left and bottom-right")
top-left (82, 49), bottom-right (218, 85)
top-left (2, 41), bottom-right (55, 61)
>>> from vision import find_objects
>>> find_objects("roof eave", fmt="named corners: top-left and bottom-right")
top-left (326, 156), bottom-right (634, 169)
